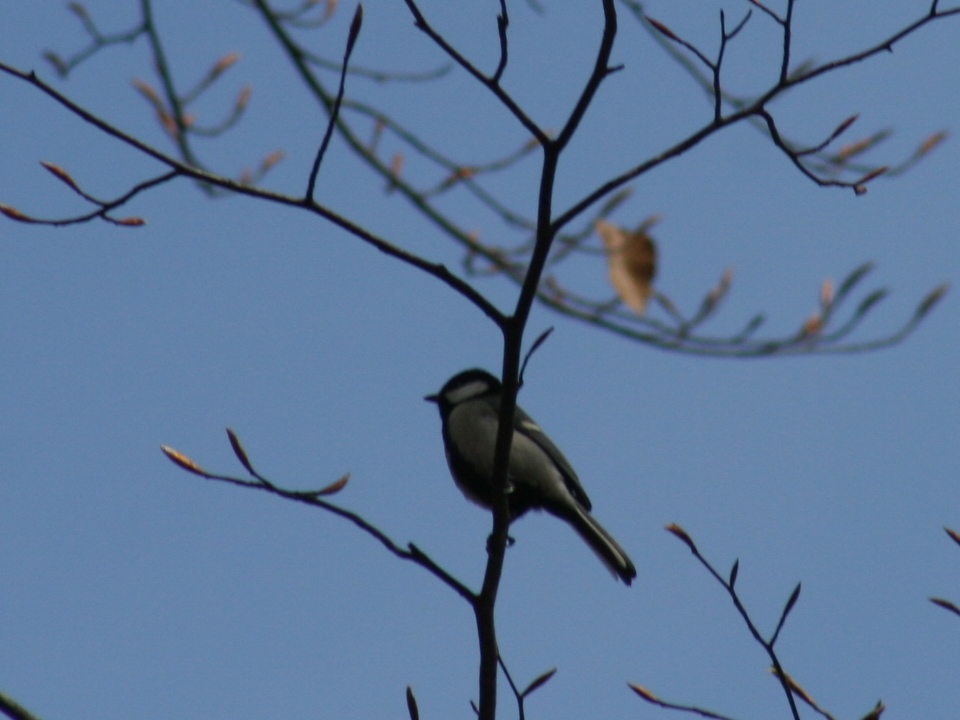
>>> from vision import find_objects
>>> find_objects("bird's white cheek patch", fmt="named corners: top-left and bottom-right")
top-left (444, 380), bottom-right (490, 405)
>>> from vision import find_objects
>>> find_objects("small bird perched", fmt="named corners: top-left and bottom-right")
top-left (425, 368), bottom-right (636, 585)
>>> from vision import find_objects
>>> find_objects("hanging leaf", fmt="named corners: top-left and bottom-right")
top-left (596, 218), bottom-right (658, 316)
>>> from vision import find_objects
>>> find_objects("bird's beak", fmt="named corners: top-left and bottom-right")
top-left (424, 393), bottom-right (439, 403)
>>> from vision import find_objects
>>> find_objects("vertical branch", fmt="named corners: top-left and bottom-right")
top-left (475, 3), bottom-right (619, 719)
top-left (555, 0), bottom-right (618, 149)
top-left (715, 11), bottom-right (726, 121)
top-left (306, 4), bottom-right (364, 200)
top-left (779, 0), bottom-right (795, 84)
top-left (140, 0), bottom-right (201, 167)
top-left (492, 0), bottom-right (510, 84)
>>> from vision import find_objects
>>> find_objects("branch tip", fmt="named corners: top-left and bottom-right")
top-left (315, 473), bottom-right (350, 496)
top-left (521, 667), bottom-right (557, 697)
top-left (40, 161), bottom-right (82, 192)
top-left (665, 523), bottom-right (697, 551)
top-left (628, 682), bottom-right (659, 702)
top-left (160, 445), bottom-right (210, 477)
top-left (226, 427), bottom-right (256, 475)
top-left (647, 17), bottom-right (680, 41)
top-left (405, 686), bottom-right (420, 720)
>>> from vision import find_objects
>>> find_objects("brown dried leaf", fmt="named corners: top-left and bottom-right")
top-left (597, 219), bottom-right (657, 316)
top-left (117, 217), bottom-right (147, 226)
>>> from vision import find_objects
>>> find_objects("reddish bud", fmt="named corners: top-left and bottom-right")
top-left (820, 277), bottom-right (834, 309)
top-left (628, 683), bottom-right (659, 702)
top-left (665, 523), bottom-right (697, 551)
top-left (802, 312), bottom-right (823, 336)
top-left (160, 445), bottom-right (210, 477)
top-left (0, 204), bottom-right (35, 222)
top-left (830, 113), bottom-right (859, 142)
top-left (211, 51), bottom-right (241, 77)
top-left (917, 130), bottom-right (948, 156)
top-left (647, 18), bottom-right (680, 41)
top-left (236, 86), bottom-right (252, 110)
top-left (316, 473), bottom-right (350, 496)
top-left (857, 166), bottom-right (888, 185)
top-left (260, 150), bottom-right (285, 172)
top-left (40, 161), bottom-right (81, 192)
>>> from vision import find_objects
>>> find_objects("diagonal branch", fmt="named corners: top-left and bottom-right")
top-left (162, 438), bottom-right (475, 602)
top-left (306, 4), bottom-right (363, 200)
top-left (555, 0), bottom-right (618, 149)
top-left (400, 0), bottom-right (547, 144)
top-left (0, 60), bottom-right (506, 328)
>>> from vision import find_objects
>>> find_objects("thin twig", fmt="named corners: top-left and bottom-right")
top-left (401, 0), bottom-right (547, 144)
top-left (306, 4), bottom-right (363, 200)
top-left (0, 61), bottom-right (506, 328)
top-left (492, 0), bottom-right (510, 84)
top-left (666, 526), bottom-right (802, 720)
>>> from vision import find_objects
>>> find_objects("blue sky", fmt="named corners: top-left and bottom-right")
top-left (1, 1), bottom-right (959, 719)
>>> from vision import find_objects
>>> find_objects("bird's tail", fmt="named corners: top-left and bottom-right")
top-left (561, 505), bottom-right (637, 585)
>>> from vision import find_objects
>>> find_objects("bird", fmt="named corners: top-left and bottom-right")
top-left (425, 368), bottom-right (636, 585)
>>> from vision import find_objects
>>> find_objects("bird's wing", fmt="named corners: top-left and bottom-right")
top-left (512, 404), bottom-right (593, 511)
